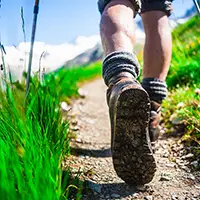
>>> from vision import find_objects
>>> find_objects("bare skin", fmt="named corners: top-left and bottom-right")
top-left (100, 0), bottom-right (136, 55)
top-left (100, 0), bottom-right (172, 81)
top-left (142, 11), bottom-right (172, 81)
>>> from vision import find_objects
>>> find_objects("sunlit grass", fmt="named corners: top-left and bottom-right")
top-left (0, 61), bottom-right (102, 199)
top-left (162, 15), bottom-right (200, 150)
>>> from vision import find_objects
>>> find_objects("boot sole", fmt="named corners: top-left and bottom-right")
top-left (110, 85), bottom-right (156, 185)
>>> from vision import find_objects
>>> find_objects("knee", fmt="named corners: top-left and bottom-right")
top-left (99, 0), bottom-right (136, 36)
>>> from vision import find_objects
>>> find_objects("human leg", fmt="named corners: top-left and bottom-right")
top-left (140, 0), bottom-right (173, 141)
top-left (98, 0), bottom-right (156, 185)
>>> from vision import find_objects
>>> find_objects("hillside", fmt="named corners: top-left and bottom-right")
top-left (163, 15), bottom-right (200, 159)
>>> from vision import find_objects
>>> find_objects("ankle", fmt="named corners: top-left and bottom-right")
top-left (102, 51), bottom-right (140, 86)
top-left (141, 78), bottom-right (167, 104)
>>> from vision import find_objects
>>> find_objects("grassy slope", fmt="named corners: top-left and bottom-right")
top-left (0, 62), bottom-right (102, 199)
top-left (167, 15), bottom-right (200, 87)
top-left (162, 15), bottom-right (200, 152)
top-left (51, 62), bottom-right (102, 100)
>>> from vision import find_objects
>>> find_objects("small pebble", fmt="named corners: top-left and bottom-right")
top-left (177, 102), bottom-right (185, 109)
top-left (171, 192), bottom-right (178, 200)
top-left (165, 163), bottom-right (176, 168)
top-left (144, 196), bottom-right (153, 200)
top-left (187, 174), bottom-right (195, 181)
top-left (61, 102), bottom-right (71, 112)
top-left (195, 88), bottom-right (200, 95)
top-left (182, 153), bottom-right (194, 159)
top-left (75, 138), bottom-right (82, 143)
top-left (132, 193), bottom-right (139, 197)
top-left (194, 185), bottom-right (200, 189)
top-left (160, 173), bottom-right (172, 181)
top-left (78, 88), bottom-right (88, 98)
top-left (191, 160), bottom-right (198, 168)
top-left (72, 126), bottom-right (80, 131)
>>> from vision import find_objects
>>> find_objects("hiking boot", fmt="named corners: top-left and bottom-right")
top-left (107, 73), bottom-right (156, 185)
top-left (149, 101), bottom-right (162, 142)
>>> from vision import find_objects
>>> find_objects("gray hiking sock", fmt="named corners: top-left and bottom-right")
top-left (102, 51), bottom-right (140, 86)
top-left (141, 78), bottom-right (167, 104)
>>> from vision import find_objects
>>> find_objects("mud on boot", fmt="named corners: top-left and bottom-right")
top-left (107, 75), bottom-right (157, 185)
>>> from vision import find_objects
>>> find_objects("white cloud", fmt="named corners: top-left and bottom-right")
top-left (0, 35), bottom-right (101, 81)
top-left (0, 29), bottom-right (146, 81)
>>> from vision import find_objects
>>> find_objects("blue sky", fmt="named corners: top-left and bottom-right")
top-left (0, 0), bottom-right (195, 46)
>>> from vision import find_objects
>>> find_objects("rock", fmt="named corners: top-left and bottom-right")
top-left (181, 153), bottom-right (194, 159)
top-left (194, 185), bottom-right (200, 189)
top-left (191, 160), bottom-right (198, 168)
top-left (180, 165), bottom-right (190, 172)
top-left (144, 196), bottom-right (153, 200)
top-left (185, 174), bottom-right (195, 181)
top-left (65, 43), bottom-right (104, 67)
top-left (171, 192), bottom-right (178, 200)
top-left (61, 102), bottom-right (71, 112)
top-left (160, 173), bottom-right (172, 181)
top-left (75, 138), bottom-right (83, 143)
top-left (165, 163), bottom-right (176, 168)
top-left (170, 113), bottom-right (183, 125)
top-left (72, 126), bottom-right (80, 131)
top-left (78, 88), bottom-right (88, 98)
top-left (177, 102), bottom-right (185, 109)
top-left (162, 151), bottom-right (169, 158)
top-left (111, 193), bottom-right (120, 198)
top-left (195, 88), bottom-right (200, 95)
top-left (132, 193), bottom-right (139, 197)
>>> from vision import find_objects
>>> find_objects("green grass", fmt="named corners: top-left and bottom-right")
top-left (0, 61), bottom-right (102, 199)
top-left (0, 77), bottom-right (70, 199)
top-left (162, 86), bottom-right (200, 138)
top-left (162, 15), bottom-right (200, 149)
top-left (49, 62), bottom-right (102, 101)
top-left (167, 15), bottom-right (200, 88)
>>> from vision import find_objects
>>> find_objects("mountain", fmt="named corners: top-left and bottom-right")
top-left (136, 4), bottom-right (197, 31)
top-left (65, 43), bottom-right (104, 67)
top-left (64, 25), bottom-right (145, 67)
top-left (182, 4), bottom-right (197, 18)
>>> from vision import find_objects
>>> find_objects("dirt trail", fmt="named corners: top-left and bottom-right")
top-left (64, 78), bottom-right (200, 200)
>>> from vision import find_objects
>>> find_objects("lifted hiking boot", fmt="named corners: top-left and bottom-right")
top-left (107, 74), bottom-right (156, 185)
top-left (149, 101), bottom-right (162, 143)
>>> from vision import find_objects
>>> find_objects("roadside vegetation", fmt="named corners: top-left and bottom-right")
top-left (0, 62), bottom-right (101, 199)
top-left (162, 15), bottom-right (200, 161)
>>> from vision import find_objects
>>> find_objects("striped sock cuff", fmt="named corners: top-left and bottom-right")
top-left (102, 51), bottom-right (140, 86)
top-left (141, 78), bottom-right (168, 103)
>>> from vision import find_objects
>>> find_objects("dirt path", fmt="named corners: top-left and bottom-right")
top-left (64, 78), bottom-right (200, 200)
